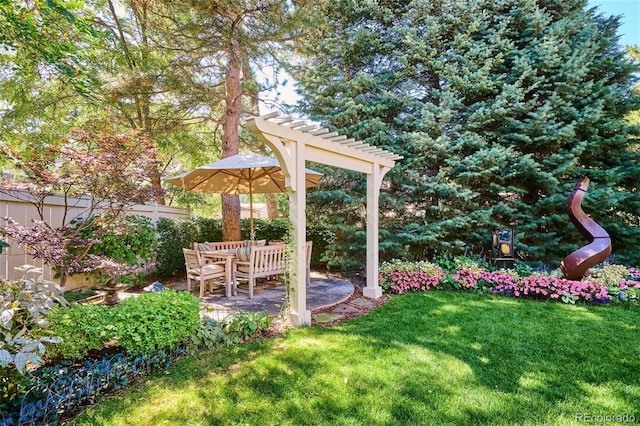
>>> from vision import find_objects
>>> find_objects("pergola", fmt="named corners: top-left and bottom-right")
top-left (244, 113), bottom-right (402, 326)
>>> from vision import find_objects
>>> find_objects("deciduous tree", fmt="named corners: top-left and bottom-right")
top-left (0, 130), bottom-right (160, 286)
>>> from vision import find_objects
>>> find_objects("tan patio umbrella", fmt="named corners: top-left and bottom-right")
top-left (164, 152), bottom-right (323, 239)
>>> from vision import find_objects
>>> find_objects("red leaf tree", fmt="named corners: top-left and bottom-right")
top-left (1, 130), bottom-right (161, 286)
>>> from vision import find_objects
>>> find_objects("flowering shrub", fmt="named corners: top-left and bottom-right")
top-left (491, 275), bottom-right (610, 304)
top-left (450, 267), bottom-right (519, 290)
top-left (481, 270), bottom-right (520, 288)
top-left (379, 260), bottom-right (443, 294)
top-left (379, 257), bottom-right (635, 307)
top-left (451, 266), bottom-right (484, 289)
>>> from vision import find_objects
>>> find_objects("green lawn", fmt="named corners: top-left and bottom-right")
top-left (70, 292), bottom-right (640, 425)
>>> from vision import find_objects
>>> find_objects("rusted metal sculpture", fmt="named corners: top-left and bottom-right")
top-left (560, 176), bottom-right (612, 280)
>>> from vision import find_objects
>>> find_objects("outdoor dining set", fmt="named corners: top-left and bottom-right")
top-left (183, 240), bottom-right (312, 299)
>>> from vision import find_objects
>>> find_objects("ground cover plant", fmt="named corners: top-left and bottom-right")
top-left (67, 291), bottom-right (640, 425)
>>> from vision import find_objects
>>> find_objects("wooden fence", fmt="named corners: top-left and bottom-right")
top-left (0, 189), bottom-right (189, 288)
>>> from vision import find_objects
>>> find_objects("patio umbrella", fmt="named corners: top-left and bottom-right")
top-left (164, 152), bottom-right (323, 238)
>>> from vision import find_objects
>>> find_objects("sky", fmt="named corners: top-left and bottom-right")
top-left (589, 0), bottom-right (640, 47)
top-left (259, 1), bottom-right (640, 114)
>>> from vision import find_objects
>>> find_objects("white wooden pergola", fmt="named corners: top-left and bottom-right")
top-left (244, 113), bottom-right (402, 326)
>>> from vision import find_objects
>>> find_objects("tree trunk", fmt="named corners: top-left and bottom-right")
top-left (266, 194), bottom-right (278, 218)
top-left (221, 34), bottom-right (242, 241)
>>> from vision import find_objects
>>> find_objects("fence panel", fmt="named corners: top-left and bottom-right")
top-left (1, 189), bottom-right (189, 287)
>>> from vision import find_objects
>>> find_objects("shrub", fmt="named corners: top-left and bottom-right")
top-left (154, 217), bottom-right (199, 278)
top-left (0, 266), bottom-right (66, 374)
top-left (1, 267), bottom-right (66, 414)
top-left (450, 268), bottom-right (519, 292)
top-left (113, 290), bottom-right (200, 356)
top-left (379, 260), bottom-right (443, 294)
top-left (191, 316), bottom-right (227, 350)
top-left (432, 252), bottom-right (490, 274)
top-left (191, 312), bottom-right (273, 349)
top-left (87, 214), bottom-right (157, 285)
top-left (220, 311), bottom-right (272, 344)
top-left (491, 275), bottom-right (610, 304)
top-left (601, 266), bottom-right (640, 306)
top-left (589, 263), bottom-right (631, 287)
top-left (451, 266), bottom-right (485, 290)
top-left (45, 304), bottom-right (112, 360)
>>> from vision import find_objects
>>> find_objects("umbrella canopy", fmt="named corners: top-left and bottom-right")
top-left (164, 152), bottom-right (322, 194)
top-left (164, 152), bottom-right (323, 238)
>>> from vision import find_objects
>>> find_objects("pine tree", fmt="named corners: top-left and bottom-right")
top-left (293, 0), bottom-right (640, 268)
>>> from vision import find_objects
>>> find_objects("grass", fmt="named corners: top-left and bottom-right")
top-left (70, 292), bottom-right (640, 425)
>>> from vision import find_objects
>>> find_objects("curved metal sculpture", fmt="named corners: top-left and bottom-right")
top-left (560, 176), bottom-right (612, 280)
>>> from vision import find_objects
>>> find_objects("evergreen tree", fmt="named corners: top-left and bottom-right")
top-left (293, 0), bottom-right (640, 269)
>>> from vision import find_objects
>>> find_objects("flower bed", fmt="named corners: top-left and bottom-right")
top-left (379, 258), bottom-right (639, 307)
top-left (379, 260), bottom-right (444, 294)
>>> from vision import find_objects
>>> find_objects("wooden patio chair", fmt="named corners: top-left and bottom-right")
top-left (182, 248), bottom-right (226, 298)
top-left (233, 245), bottom-right (286, 299)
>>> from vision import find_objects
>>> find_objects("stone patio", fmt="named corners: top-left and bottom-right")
top-left (149, 271), bottom-right (355, 320)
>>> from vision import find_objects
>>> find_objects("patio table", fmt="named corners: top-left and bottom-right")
top-left (201, 250), bottom-right (236, 297)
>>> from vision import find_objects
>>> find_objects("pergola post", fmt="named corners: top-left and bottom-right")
top-left (287, 142), bottom-right (311, 326)
top-left (364, 164), bottom-right (390, 298)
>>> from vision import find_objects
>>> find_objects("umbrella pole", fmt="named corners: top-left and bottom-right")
top-left (249, 184), bottom-right (255, 241)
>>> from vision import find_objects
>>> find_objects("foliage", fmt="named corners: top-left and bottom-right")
top-left (191, 311), bottom-right (273, 349)
top-left (113, 290), bottom-right (200, 356)
top-left (219, 311), bottom-right (272, 344)
top-left (45, 304), bottom-right (111, 361)
top-left (45, 290), bottom-right (200, 359)
top-left (0, 131), bottom-right (161, 286)
top-left (2, 307), bottom-right (272, 424)
top-left (61, 288), bottom-right (98, 303)
top-left (154, 217), bottom-right (199, 279)
top-left (378, 260), bottom-right (443, 294)
top-left (450, 266), bottom-right (491, 290)
top-left (293, 0), bottom-right (640, 271)
top-left (0, 235), bottom-right (9, 254)
top-left (379, 256), bottom-right (632, 306)
top-left (0, 266), bottom-right (67, 374)
top-left (2, 346), bottom-right (189, 426)
top-left (432, 252), bottom-right (492, 274)
top-left (86, 214), bottom-right (157, 285)
top-left (588, 263), bottom-right (631, 287)
top-left (0, 0), bottom-right (97, 90)
top-left (190, 316), bottom-right (227, 350)
top-left (600, 265), bottom-right (640, 307)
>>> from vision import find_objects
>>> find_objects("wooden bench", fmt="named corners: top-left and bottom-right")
top-left (193, 240), bottom-right (245, 252)
top-left (233, 245), bottom-right (286, 299)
